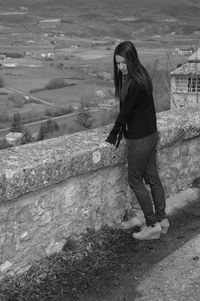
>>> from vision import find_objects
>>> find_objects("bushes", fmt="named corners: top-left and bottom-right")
top-left (0, 110), bottom-right (9, 122)
top-left (30, 79), bottom-right (76, 93)
top-left (0, 52), bottom-right (23, 58)
top-left (7, 94), bottom-right (26, 108)
top-left (0, 139), bottom-right (11, 150)
top-left (76, 102), bottom-right (93, 129)
top-left (21, 128), bottom-right (34, 144)
top-left (29, 88), bottom-right (46, 94)
top-left (6, 112), bottom-right (61, 144)
top-left (44, 106), bottom-right (74, 118)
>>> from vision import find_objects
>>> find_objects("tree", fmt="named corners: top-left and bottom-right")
top-left (76, 102), bottom-right (93, 129)
top-left (38, 124), bottom-right (47, 141)
top-left (146, 60), bottom-right (171, 112)
top-left (37, 119), bottom-right (60, 141)
top-left (45, 78), bottom-right (66, 89)
top-left (10, 112), bottom-right (23, 132)
top-left (0, 74), bottom-right (4, 87)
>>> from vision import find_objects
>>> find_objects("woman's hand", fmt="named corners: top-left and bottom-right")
top-left (105, 127), bottom-right (123, 149)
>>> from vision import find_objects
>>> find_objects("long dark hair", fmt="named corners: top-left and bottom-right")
top-left (113, 41), bottom-right (153, 100)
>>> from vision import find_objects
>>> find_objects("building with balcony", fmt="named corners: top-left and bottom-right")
top-left (170, 48), bottom-right (200, 108)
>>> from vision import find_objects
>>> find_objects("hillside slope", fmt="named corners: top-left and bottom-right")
top-left (1, 0), bottom-right (199, 41)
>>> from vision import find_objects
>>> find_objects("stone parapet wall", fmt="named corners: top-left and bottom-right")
top-left (0, 106), bottom-right (200, 277)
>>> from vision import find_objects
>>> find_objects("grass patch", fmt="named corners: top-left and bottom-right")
top-left (0, 227), bottom-right (140, 301)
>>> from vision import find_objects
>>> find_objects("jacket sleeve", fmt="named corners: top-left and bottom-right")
top-left (105, 82), bottom-right (141, 146)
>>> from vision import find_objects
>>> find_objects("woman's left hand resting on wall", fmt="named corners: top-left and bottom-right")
top-left (105, 126), bottom-right (123, 149)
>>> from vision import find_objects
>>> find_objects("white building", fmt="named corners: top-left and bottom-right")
top-left (0, 62), bottom-right (19, 68)
top-left (40, 52), bottom-right (55, 59)
top-left (170, 48), bottom-right (200, 108)
top-left (6, 132), bottom-right (23, 146)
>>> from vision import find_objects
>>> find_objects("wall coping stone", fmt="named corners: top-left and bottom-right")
top-left (1, 106), bottom-right (200, 203)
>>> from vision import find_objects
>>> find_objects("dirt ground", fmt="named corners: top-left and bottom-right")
top-left (64, 190), bottom-right (200, 301)
top-left (1, 189), bottom-right (200, 301)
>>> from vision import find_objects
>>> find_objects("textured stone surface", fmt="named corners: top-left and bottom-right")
top-left (1, 106), bottom-right (200, 203)
top-left (0, 164), bottom-right (132, 276)
top-left (0, 106), bottom-right (200, 277)
top-left (0, 127), bottom-right (126, 202)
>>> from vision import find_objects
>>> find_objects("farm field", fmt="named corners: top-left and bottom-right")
top-left (1, 46), bottom-right (185, 89)
top-left (0, 44), bottom-right (189, 137)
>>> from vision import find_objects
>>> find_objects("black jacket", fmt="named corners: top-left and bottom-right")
top-left (106, 80), bottom-right (157, 146)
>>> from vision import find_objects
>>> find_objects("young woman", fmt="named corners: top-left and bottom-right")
top-left (106, 41), bottom-right (169, 240)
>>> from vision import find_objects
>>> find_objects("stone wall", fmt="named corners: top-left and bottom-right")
top-left (0, 106), bottom-right (200, 278)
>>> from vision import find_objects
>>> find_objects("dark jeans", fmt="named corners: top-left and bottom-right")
top-left (127, 131), bottom-right (166, 226)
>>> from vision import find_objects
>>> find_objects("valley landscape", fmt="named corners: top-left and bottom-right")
top-left (0, 0), bottom-right (199, 141)
top-left (0, 1), bottom-right (200, 301)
